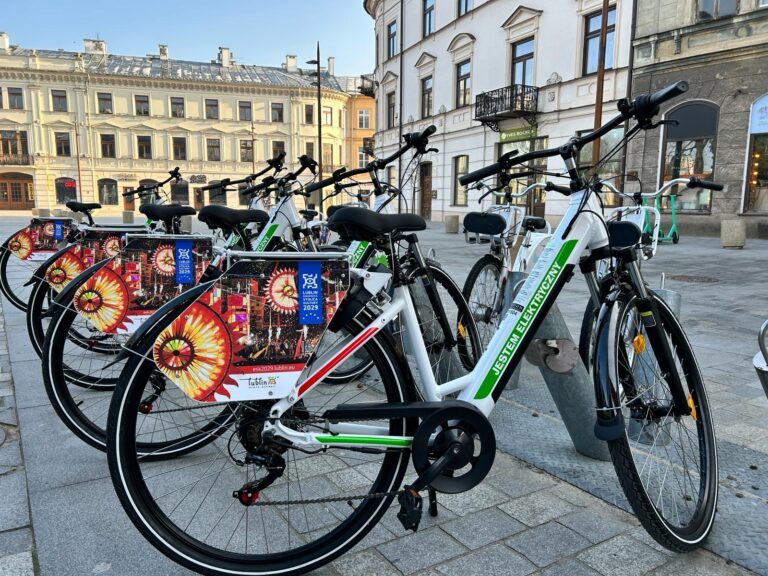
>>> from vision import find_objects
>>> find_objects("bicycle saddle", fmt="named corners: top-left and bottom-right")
top-left (326, 205), bottom-right (344, 219)
top-left (66, 201), bottom-right (102, 214)
top-left (197, 205), bottom-right (269, 231)
top-left (139, 204), bottom-right (197, 221)
top-left (300, 209), bottom-right (318, 221)
top-left (522, 216), bottom-right (547, 231)
top-left (463, 212), bottom-right (506, 236)
top-left (327, 207), bottom-right (425, 241)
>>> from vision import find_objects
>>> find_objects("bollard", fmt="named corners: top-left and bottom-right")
top-left (122, 210), bottom-right (135, 224)
top-left (180, 215), bottom-right (193, 233)
top-left (444, 215), bottom-right (460, 234)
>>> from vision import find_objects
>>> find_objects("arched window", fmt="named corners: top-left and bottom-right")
top-left (97, 178), bottom-right (118, 205)
top-left (138, 179), bottom-right (158, 206)
top-left (746, 93), bottom-right (768, 212)
top-left (660, 101), bottom-right (718, 212)
top-left (55, 177), bottom-right (77, 204)
top-left (171, 180), bottom-right (189, 205)
top-left (206, 181), bottom-right (228, 206)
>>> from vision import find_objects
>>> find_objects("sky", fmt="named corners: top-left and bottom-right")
top-left (1, 0), bottom-right (375, 76)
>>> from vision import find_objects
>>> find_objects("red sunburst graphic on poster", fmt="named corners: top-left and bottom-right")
top-left (267, 267), bottom-right (298, 314)
top-left (102, 236), bottom-right (122, 258)
top-left (42, 222), bottom-right (55, 237)
top-left (152, 245), bottom-right (176, 276)
top-left (73, 267), bottom-right (129, 333)
top-left (46, 250), bottom-right (85, 291)
top-left (8, 231), bottom-right (33, 260)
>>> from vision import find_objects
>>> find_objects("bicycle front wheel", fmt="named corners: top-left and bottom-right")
top-left (107, 317), bottom-right (414, 575)
top-left (462, 254), bottom-right (502, 350)
top-left (602, 291), bottom-right (717, 551)
top-left (0, 246), bottom-right (36, 311)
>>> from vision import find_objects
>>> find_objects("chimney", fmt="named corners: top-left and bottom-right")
top-left (83, 38), bottom-right (107, 54)
top-left (159, 44), bottom-right (169, 60)
top-left (0, 33), bottom-right (9, 53)
top-left (218, 47), bottom-right (232, 67)
top-left (285, 54), bottom-right (297, 73)
top-left (327, 56), bottom-right (335, 76)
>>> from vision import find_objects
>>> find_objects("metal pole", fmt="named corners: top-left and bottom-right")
top-left (74, 111), bottom-right (83, 202)
top-left (317, 42), bottom-right (324, 212)
top-left (591, 0), bottom-right (611, 167)
top-left (251, 117), bottom-right (256, 174)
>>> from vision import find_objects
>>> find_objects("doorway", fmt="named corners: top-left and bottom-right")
top-left (0, 173), bottom-right (35, 210)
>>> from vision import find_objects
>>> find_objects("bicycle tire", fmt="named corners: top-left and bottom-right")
top-left (107, 315), bottom-right (416, 575)
top-left (601, 290), bottom-right (717, 551)
top-left (0, 246), bottom-right (34, 311)
top-left (462, 254), bottom-right (502, 350)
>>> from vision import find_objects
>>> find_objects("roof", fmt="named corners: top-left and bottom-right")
top-left (6, 47), bottom-right (348, 92)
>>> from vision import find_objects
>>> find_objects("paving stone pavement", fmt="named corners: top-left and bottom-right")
top-left (0, 214), bottom-right (765, 575)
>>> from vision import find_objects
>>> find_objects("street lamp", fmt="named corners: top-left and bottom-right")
top-left (307, 42), bottom-right (323, 211)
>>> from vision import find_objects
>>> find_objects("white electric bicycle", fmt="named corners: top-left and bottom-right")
top-left (107, 83), bottom-right (717, 576)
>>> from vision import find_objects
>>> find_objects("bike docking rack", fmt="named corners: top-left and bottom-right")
top-left (755, 320), bottom-right (768, 398)
top-left (501, 270), bottom-right (683, 462)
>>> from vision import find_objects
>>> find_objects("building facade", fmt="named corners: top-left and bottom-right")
top-left (365, 0), bottom-right (633, 223)
top-left (0, 34), bottom-right (374, 213)
top-left (627, 0), bottom-right (768, 236)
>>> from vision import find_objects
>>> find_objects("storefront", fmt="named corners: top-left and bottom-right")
top-left (745, 94), bottom-right (768, 213)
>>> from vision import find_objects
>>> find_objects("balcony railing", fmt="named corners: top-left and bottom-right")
top-left (0, 154), bottom-right (32, 166)
top-left (358, 75), bottom-right (376, 98)
top-left (474, 84), bottom-right (539, 122)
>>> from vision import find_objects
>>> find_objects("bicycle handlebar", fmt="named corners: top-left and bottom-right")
top-left (122, 167), bottom-right (180, 197)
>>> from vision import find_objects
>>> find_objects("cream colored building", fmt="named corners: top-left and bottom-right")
top-left (0, 33), bottom-right (370, 213)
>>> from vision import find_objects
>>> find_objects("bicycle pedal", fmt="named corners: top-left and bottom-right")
top-left (397, 486), bottom-right (423, 532)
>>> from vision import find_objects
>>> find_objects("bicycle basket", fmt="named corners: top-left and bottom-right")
top-left (153, 251), bottom-right (350, 403)
top-left (73, 234), bottom-right (214, 334)
top-left (6, 217), bottom-right (74, 262)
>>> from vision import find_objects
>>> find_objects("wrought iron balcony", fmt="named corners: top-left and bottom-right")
top-left (0, 153), bottom-right (32, 166)
top-left (358, 74), bottom-right (376, 98)
top-left (474, 84), bottom-right (539, 122)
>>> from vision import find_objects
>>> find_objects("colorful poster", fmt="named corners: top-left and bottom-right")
top-left (153, 256), bottom-right (349, 403)
top-left (6, 218), bottom-right (74, 261)
top-left (44, 229), bottom-right (127, 292)
top-left (73, 236), bottom-right (213, 334)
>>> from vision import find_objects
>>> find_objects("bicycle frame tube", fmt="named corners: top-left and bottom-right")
top-left (268, 189), bottom-right (610, 449)
top-left (250, 192), bottom-right (303, 251)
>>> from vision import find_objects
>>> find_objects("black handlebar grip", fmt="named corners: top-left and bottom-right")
top-left (305, 175), bottom-right (337, 194)
top-left (544, 182), bottom-right (572, 195)
top-left (459, 161), bottom-right (504, 186)
top-left (200, 181), bottom-right (224, 192)
top-left (688, 177), bottom-right (724, 191)
top-left (633, 81), bottom-right (689, 120)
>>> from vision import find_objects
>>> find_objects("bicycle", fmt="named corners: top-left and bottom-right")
top-left (105, 87), bottom-right (716, 574)
top-left (462, 175), bottom-right (553, 349)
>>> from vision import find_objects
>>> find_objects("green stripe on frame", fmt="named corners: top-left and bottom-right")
top-left (316, 435), bottom-right (412, 447)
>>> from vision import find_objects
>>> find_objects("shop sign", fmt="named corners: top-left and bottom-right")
top-left (189, 174), bottom-right (207, 184)
top-left (750, 94), bottom-right (768, 134)
top-left (114, 173), bottom-right (137, 182)
top-left (500, 126), bottom-right (537, 143)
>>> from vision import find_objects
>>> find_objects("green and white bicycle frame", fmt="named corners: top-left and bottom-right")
top-left (261, 187), bottom-right (620, 449)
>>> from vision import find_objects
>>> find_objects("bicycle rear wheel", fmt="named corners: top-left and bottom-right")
top-left (107, 317), bottom-right (414, 575)
top-left (462, 254), bottom-right (502, 350)
top-left (602, 291), bottom-right (717, 551)
top-left (0, 246), bottom-right (37, 311)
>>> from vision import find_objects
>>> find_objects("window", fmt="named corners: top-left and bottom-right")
top-left (423, 0), bottom-right (435, 37)
top-left (205, 99), bottom-right (219, 119)
top-left (577, 128), bottom-right (624, 206)
top-left (305, 141), bottom-right (315, 159)
top-left (386, 166), bottom-right (396, 187)
top-left (171, 180), bottom-right (189, 205)
top-left (421, 76), bottom-right (433, 119)
top-left (239, 101), bottom-right (252, 122)
top-left (98, 178), bottom-right (118, 205)
top-left (171, 97), bottom-right (185, 118)
top-left (97, 92), bottom-right (113, 114)
top-left (322, 143), bottom-right (333, 167)
top-left (0, 90), bottom-right (3, 108)
top-left (358, 109), bottom-right (370, 129)
top-left (272, 140), bottom-right (286, 159)
top-left (207, 138), bottom-right (221, 161)
top-left (240, 140), bottom-right (253, 162)
top-left (698, 0), bottom-right (739, 20)
top-left (339, 109), bottom-right (343, 128)
top-left (137, 135), bottom-right (152, 159)
top-left (760, 0), bottom-right (768, 7)
top-left (0, 130), bottom-right (28, 156)
top-left (458, 0), bottom-right (472, 17)
top-left (55, 177), bottom-right (77, 204)
top-left (583, 7), bottom-right (616, 75)
top-left (55, 132), bottom-right (71, 157)
top-left (512, 38), bottom-right (535, 86)
top-left (660, 102), bottom-right (719, 212)
top-left (387, 22), bottom-right (398, 59)
top-left (322, 107), bottom-right (333, 125)
top-left (51, 90), bottom-right (68, 112)
top-left (387, 92), bottom-right (396, 129)
top-left (499, 137), bottom-right (550, 209)
top-left (747, 135), bottom-right (768, 211)
top-left (358, 146), bottom-right (367, 168)
top-left (207, 182), bottom-right (227, 206)
top-left (271, 102), bottom-right (284, 123)
top-left (452, 155), bottom-right (469, 205)
top-left (8, 88), bottom-right (22, 110)
top-left (100, 134), bottom-right (115, 158)
top-left (172, 137), bottom-right (187, 161)
top-left (456, 60), bottom-right (471, 108)
top-left (304, 104), bottom-right (314, 125)
top-left (238, 183), bottom-right (250, 206)
top-left (135, 95), bottom-right (150, 116)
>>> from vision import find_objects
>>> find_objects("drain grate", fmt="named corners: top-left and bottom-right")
top-left (668, 274), bottom-right (719, 283)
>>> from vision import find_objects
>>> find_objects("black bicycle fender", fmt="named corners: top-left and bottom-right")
top-left (592, 291), bottom-right (625, 441)
top-left (42, 258), bottom-right (114, 318)
top-left (24, 244), bottom-right (75, 286)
